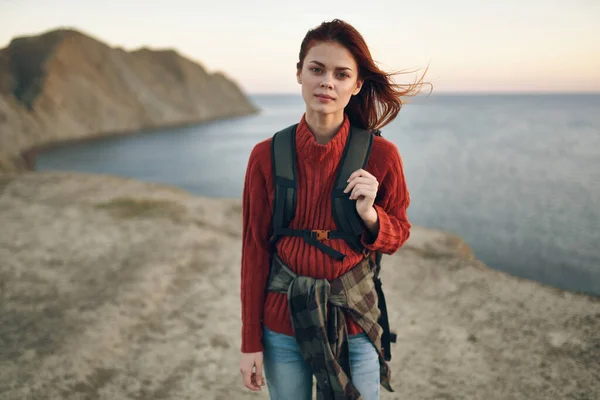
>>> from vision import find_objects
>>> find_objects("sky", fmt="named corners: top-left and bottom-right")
top-left (1, 0), bottom-right (599, 94)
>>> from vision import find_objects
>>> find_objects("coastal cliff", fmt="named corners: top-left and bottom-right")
top-left (0, 171), bottom-right (598, 399)
top-left (0, 28), bottom-right (258, 171)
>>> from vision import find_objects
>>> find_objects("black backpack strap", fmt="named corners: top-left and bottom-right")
top-left (332, 126), bottom-right (396, 361)
top-left (332, 125), bottom-right (374, 254)
top-left (269, 124), bottom-right (298, 246)
top-left (373, 251), bottom-right (396, 361)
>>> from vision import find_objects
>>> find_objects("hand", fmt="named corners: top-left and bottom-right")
top-left (344, 168), bottom-right (378, 220)
top-left (240, 352), bottom-right (265, 391)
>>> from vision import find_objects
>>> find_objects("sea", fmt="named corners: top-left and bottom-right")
top-left (35, 93), bottom-right (600, 296)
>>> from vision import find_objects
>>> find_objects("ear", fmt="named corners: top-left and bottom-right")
top-left (296, 70), bottom-right (302, 84)
top-left (352, 79), bottom-right (363, 96)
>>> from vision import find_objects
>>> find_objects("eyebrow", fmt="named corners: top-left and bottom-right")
top-left (308, 60), bottom-right (353, 71)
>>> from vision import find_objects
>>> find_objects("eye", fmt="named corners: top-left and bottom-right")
top-left (310, 67), bottom-right (322, 73)
top-left (337, 72), bottom-right (350, 79)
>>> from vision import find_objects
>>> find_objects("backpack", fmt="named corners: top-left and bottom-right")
top-left (268, 123), bottom-right (397, 361)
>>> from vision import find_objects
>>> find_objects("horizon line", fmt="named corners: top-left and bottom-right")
top-left (247, 90), bottom-right (600, 96)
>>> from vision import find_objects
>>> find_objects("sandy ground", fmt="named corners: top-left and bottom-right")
top-left (0, 171), bottom-right (599, 400)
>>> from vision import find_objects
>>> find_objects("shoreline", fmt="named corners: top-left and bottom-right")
top-left (16, 108), bottom-right (260, 171)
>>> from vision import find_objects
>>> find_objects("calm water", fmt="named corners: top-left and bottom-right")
top-left (36, 93), bottom-right (600, 296)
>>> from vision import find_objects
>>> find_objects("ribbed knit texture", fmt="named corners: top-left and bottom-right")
top-left (241, 113), bottom-right (411, 353)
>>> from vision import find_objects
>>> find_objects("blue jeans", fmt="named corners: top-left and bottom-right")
top-left (262, 326), bottom-right (380, 400)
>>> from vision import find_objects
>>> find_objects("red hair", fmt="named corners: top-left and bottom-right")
top-left (296, 19), bottom-right (431, 131)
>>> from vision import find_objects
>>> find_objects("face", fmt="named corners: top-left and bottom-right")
top-left (297, 41), bottom-right (363, 117)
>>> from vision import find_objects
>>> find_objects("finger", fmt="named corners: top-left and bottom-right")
top-left (255, 359), bottom-right (265, 386)
top-left (348, 168), bottom-right (375, 182)
top-left (344, 178), bottom-right (358, 193)
top-left (350, 183), bottom-right (377, 198)
top-left (344, 177), bottom-right (378, 193)
top-left (350, 184), bottom-right (366, 199)
top-left (354, 189), bottom-right (376, 201)
top-left (241, 368), bottom-right (259, 391)
top-left (351, 187), bottom-right (377, 200)
top-left (347, 168), bottom-right (367, 182)
top-left (251, 372), bottom-right (262, 391)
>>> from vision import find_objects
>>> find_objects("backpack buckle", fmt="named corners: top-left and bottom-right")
top-left (362, 248), bottom-right (371, 258)
top-left (311, 230), bottom-right (330, 241)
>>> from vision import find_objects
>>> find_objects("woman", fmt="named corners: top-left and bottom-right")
top-left (239, 19), bottom-right (429, 399)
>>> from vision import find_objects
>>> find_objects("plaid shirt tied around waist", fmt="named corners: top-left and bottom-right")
top-left (265, 253), bottom-right (394, 399)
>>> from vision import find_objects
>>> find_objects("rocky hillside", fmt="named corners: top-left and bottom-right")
top-left (0, 28), bottom-right (258, 171)
top-left (0, 171), bottom-right (598, 399)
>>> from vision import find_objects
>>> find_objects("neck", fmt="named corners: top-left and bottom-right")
top-left (304, 109), bottom-right (345, 145)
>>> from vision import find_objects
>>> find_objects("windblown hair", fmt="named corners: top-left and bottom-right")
top-left (297, 19), bottom-right (432, 130)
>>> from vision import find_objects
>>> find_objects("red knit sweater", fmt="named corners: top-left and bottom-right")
top-left (240, 113), bottom-right (411, 353)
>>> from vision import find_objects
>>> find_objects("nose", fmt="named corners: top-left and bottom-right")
top-left (320, 76), bottom-right (333, 90)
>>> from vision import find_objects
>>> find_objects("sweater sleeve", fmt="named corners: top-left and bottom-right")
top-left (361, 143), bottom-right (411, 254)
top-left (240, 143), bottom-right (273, 353)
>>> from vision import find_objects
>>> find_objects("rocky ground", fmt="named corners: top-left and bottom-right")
top-left (1, 171), bottom-right (598, 399)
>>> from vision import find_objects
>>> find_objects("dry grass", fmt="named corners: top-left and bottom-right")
top-left (95, 197), bottom-right (187, 220)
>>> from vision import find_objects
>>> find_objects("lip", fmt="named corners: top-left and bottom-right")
top-left (315, 93), bottom-right (335, 101)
